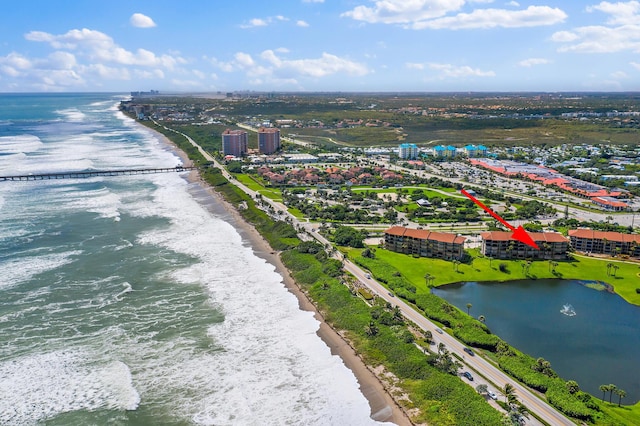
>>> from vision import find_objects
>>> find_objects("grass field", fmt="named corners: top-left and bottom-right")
top-left (354, 247), bottom-right (640, 306)
top-left (233, 174), bottom-right (283, 201)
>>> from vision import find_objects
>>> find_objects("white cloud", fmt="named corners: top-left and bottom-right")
top-left (341, 1), bottom-right (565, 29)
top-left (44, 51), bottom-right (77, 69)
top-left (587, 1), bottom-right (640, 25)
top-left (406, 62), bottom-right (425, 70)
top-left (234, 52), bottom-right (256, 68)
top-left (242, 18), bottom-right (268, 28)
top-left (518, 57), bottom-right (550, 67)
top-left (507, 1), bottom-right (520, 6)
top-left (130, 13), bottom-right (156, 28)
top-left (411, 6), bottom-right (567, 30)
top-left (296, 20), bottom-right (310, 27)
top-left (552, 25), bottom-right (640, 53)
top-left (552, 2), bottom-right (640, 53)
top-left (342, 0), bottom-right (465, 24)
top-left (24, 28), bottom-right (185, 68)
top-left (0, 52), bottom-right (32, 77)
top-left (261, 50), bottom-right (369, 77)
top-left (86, 64), bottom-right (130, 80)
top-left (214, 49), bottom-right (369, 84)
top-left (303, 0), bottom-right (324, 3)
top-left (550, 30), bottom-right (579, 42)
top-left (428, 63), bottom-right (495, 78)
top-left (610, 70), bottom-right (628, 78)
top-left (241, 16), bottom-right (292, 28)
top-left (631, 61), bottom-right (640, 70)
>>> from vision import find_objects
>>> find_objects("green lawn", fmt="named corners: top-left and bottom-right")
top-left (360, 248), bottom-right (640, 306)
top-left (599, 399), bottom-right (640, 425)
top-left (234, 174), bottom-right (283, 201)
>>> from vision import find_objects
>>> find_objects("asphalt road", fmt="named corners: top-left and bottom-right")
top-left (172, 128), bottom-right (573, 425)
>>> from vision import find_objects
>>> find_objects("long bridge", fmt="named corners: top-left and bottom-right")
top-left (0, 166), bottom-right (198, 182)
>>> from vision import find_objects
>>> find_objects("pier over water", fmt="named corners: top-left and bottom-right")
top-left (0, 166), bottom-right (198, 182)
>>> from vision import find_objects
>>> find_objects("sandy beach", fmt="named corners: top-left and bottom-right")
top-left (153, 127), bottom-right (412, 425)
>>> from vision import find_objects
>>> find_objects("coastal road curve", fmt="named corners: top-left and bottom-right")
top-left (343, 261), bottom-right (573, 426)
top-left (169, 127), bottom-right (573, 425)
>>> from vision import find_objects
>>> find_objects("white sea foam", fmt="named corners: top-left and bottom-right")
top-left (0, 351), bottom-right (140, 424)
top-left (55, 108), bottom-right (86, 122)
top-left (0, 251), bottom-right (81, 290)
top-left (0, 134), bottom-right (44, 154)
top-left (0, 97), bottom-right (386, 425)
top-left (132, 175), bottom-right (385, 425)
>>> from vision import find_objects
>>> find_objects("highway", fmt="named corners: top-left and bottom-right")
top-left (167, 125), bottom-right (574, 425)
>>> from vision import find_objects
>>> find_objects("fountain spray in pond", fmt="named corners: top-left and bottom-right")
top-left (561, 304), bottom-right (576, 316)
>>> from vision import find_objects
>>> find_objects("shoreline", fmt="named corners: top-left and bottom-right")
top-left (148, 125), bottom-right (412, 425)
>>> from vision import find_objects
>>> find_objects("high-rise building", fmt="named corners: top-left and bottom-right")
top-left (398, 143), bottom-right (418, 159)
top-left (258, 127), bottom-right (280, 154)
top-left (221, 129), bottom-right (248, 157)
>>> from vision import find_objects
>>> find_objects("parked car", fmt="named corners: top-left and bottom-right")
top-left (488, 391), bottom-right (498, 400)
top-left (462, 371), bottom-right (473, 381)
top-left (463, 347), bottom-right (475, 356)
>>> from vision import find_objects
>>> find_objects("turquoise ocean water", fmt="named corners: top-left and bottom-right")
top-left (0, 94), bottom-right (383, 425)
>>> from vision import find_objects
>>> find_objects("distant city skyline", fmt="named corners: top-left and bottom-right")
top-left (1, 0), bottom-right (639, 93)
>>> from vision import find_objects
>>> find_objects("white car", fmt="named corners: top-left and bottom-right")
top-left (488, 391), bottom-right (498, 400)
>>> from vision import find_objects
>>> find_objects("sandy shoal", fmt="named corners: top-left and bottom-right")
top-left (148, 125), bottom-right (412, 425)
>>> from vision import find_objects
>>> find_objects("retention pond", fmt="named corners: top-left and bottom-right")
top-left (432, 279), bottom-right (640, 403)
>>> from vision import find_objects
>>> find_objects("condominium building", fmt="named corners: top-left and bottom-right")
top-left (481, 231), bottom-right (569, 260)
top-left (398, 143), bottom-right (419, 160)
top-left (258, 127), bottom-right (281, 154)
top-left (384, 226), bottom-right (466, 260)
top-left (222, 129), bottom-right (248, 157)
top-left (569, 229), bottom-right (640, 257)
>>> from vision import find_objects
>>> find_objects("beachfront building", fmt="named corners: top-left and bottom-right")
top-left (258, 127), bottom-right (281, 154)
top-left (481, 231), bottom-right (569, 260)
top-left (384, 226), bottom-right (466, 260)
top-left (398, 143), bottom-right (419, 160)
top-left (569, 229), bottom-right (640, 257)
top-left (222, 129), bottom-right (248, 157)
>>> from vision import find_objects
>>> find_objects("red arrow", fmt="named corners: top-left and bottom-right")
top-left (460, 189), bottom-right (540, 250)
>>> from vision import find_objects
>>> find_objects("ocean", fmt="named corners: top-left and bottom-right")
top-left (0, 93), bottom-right (383, 425)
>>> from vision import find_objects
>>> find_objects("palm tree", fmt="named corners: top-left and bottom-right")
top-left (365, 321), bottom-right (379, 337)
top-left (392, 306), bottom-right (403, 323)
top-left (608, 384), bottom-right (617, 403)
top-left (566, 380), bottom-right (580, 394)
top-left (502, 383), bottom-right (517, 404)
top-left (612, 264), bottom-right (619, 277)
top-left (466, 303), bottom-right (472, 316)
top-left (475, 384), bottom-right (488, 395)
top-left (615, 388), bottom-right (626, 407)
top-left (424, 330), bottom-right (433, 345)
top-left (606, 262), bottom-right (613, 276)
top-left (599, 384), bottom-right (608, 401)
top-left (424, 272), bottom-right (431, 286)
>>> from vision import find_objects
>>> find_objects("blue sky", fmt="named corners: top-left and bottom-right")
top-left (0, 0), bottom-right (638, 92)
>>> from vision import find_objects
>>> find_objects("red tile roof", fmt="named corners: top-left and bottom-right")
top-left (481, 231), bottom-right (568, 243)
top-left (385, 227), bottom-right (466, 245)
top-left (568, 229), bottom-right (640, 244)
top-left (591, 197), bottom-right (628, 208)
